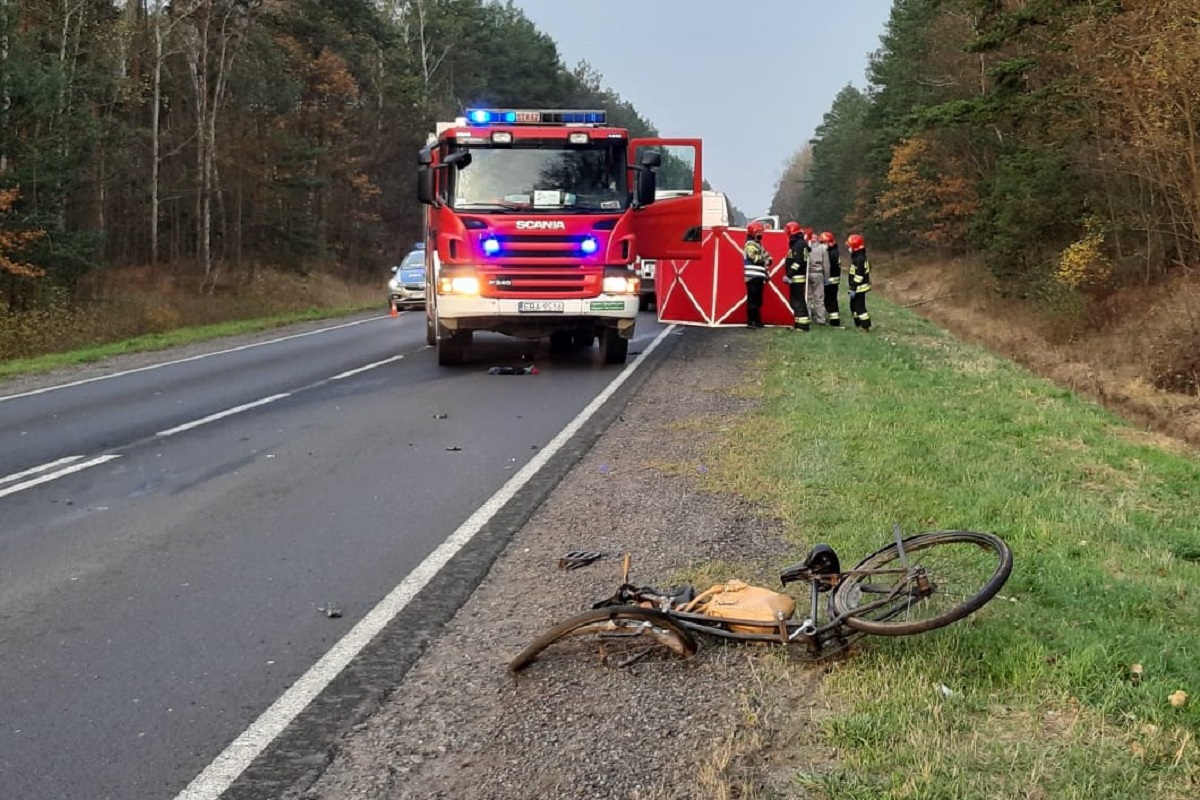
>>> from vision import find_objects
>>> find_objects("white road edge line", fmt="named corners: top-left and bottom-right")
top-left (0, 315), bottom-right (393, 404)
top-left (0, 455), bottom-right (122, 500)
top-left (173, 324), bottom-right (679, 800)
top-left (0, 455), bottom-right (85, 486)
top-left (156, 393), bottom-right (292, 438)
top-left (330, 355), bottom-right (405, 381)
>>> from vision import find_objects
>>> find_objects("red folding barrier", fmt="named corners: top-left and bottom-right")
top-left (656, 227), bottom-right (795, 327)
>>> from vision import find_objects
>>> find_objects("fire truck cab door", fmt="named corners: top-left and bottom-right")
top-left (629, 138), bottom-right (704, 261)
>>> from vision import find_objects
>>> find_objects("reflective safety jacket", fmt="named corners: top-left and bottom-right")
top-left (848, 248), bottom-right (871, 292)
top-left (744, 239), bottom-right (770, 281)
top-left (783, 234), bottom-right (809, 284)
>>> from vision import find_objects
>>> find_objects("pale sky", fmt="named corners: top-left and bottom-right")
top-left (511, 0), bottom-right (894, 217)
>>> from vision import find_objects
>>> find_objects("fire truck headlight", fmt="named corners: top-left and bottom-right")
top-left (450, 276), bottom-right (480, 295)
top-left (439, 275), bottom-right (480, 295)
top-left (602, 275), bottom-right (639, 294)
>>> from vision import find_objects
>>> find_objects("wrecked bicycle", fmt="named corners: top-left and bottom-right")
top-left (510, 527), bottom-right (1014, 672)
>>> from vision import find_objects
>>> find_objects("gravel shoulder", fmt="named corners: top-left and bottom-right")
top-left (291, 327), bottom-right (838, 800)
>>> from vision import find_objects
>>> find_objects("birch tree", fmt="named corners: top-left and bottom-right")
top-left (180, 0), bottom-right (250, 279)
top-left (148, 0), bottom-right (201, 265)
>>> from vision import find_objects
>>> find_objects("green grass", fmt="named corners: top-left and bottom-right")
top-left (706, 299), bottom-right (1200, 799)
top-left (0, 303), bottom-right (379, 381)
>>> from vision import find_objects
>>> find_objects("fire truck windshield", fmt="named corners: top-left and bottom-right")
top-left (448, 141), bottom-right (628, 213)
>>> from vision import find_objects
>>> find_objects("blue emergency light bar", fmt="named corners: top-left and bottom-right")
top-left (465, 108), bottom-right (607, 126)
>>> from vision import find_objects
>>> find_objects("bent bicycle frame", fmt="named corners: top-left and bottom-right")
top-left (668, 570), bottom-right (921, 653)
top-left (512, 527), bottom-right (1014, 671)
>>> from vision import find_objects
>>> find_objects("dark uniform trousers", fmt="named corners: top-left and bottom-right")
top-left (746, 278), bottom-right (766, 327)
top-left (824, 244), bottom-right (843, 326)
top-left (783, 236), bottom-right (810, 330)
top-left (789, 281), bottom-right (810, 330)
top-left (848, 250), bottom-right (872, 330)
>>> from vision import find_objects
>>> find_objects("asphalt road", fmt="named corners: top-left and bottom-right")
top-left (0, 310), bottom-right (675, 800)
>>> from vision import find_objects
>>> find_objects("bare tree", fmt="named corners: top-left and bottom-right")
top-left (149, 0), bottom-right (202, 266)
top-left (382, 0), bottom-right (448, 88)
top-left (180, 0), bottom-right (250, 280)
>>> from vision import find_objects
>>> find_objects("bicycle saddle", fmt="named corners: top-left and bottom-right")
top-left (779, 544), bottom-right (841, 589)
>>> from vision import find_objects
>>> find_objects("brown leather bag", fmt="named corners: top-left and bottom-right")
top-left (682, 580), bottom-right (796, 634)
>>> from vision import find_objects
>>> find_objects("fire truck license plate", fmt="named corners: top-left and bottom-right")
top-left (518, 301), bottom-right (564, 313)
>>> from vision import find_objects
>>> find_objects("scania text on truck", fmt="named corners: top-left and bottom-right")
top-left (416, 108), bottom-right (704, 365)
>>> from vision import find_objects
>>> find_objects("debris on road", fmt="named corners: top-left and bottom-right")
top-left (557, 551), bottom-right (619, 571)
top-left (487, 365), bottom-right (538, 375)
top-left (318, 603), bottom-right (343, 619)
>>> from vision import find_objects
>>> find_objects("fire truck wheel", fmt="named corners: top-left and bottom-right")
top-left (437, 330), bottom-right (470, 365)
top-left (600, 328), bottom-right (629, 365)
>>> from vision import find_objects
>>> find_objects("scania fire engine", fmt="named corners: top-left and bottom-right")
top-left (416, 108), bottom-right (703, 365)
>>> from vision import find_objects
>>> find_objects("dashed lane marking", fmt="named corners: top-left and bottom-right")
top-left (0, 455), bottom-right (122, 500)
top-left (0, 455), bottom-right (85, 486)
top-left (330, 355), bottom-right (405, 381)
top-left (156, 393), bottom-right (292, 438)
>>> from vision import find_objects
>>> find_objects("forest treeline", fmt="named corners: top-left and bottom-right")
top-left (0, 0), bottom-right (665, 311)
top-left (770, 0), bottom-right (1200, 297)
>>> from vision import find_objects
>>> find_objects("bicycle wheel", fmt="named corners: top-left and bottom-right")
top-left (831, 530), bottom-right (1013, 636)
top-left (509, 605), bottom-right (698, 672)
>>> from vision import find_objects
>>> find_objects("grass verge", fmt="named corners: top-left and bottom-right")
top-left (703, 297), bottom-right (1200, 799)
top-left (0, 304), bottom-right (378, 381)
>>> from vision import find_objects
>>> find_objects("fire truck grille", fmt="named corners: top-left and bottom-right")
top-left (483, 271), bottom-right (596, 296)
top-left (498, 235), bottom-right (586, 259)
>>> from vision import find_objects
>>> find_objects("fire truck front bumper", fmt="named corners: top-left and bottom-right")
top-left (435, 295), bottom-right (637, 336)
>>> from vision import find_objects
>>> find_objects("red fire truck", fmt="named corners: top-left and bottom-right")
top-left (416, 108), bottom-right (703, 365)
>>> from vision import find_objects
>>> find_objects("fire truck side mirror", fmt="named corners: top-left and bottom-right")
top-left (417, 147), bottom-right (436, 205)
top-left (632, 150), bottom-right (661, 207)
top-left (634, 169), bottom-right (657, 208)
top-left (640, 151), bottom-right (662, 169)
top-left (417, 166), bottom-right (435, 206)
top-left (443, 151), bottom-right (472, 169)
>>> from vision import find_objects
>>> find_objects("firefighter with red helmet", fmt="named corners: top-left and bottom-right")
top-left (782, 222), bottom-right (811, 330)
top-left (743, 221), bottom-right (772, 328)
top-left (820, 231), bottom-right (843, 327)
top-left (846, 233), bottom-right (872, 330)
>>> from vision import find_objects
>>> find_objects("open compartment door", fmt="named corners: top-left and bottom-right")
top-left (628, 138), bottom-right (704, 260)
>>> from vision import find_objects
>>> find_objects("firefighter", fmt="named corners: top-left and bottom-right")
top-left (806, 230), bottom-right (829, 325)
top-left (846, 233), bottom-right (872, 330)
top-left (743, 221), bottom-right (771, 328)
top-left (782, 222), bottom-right (810, 330)
top-left (820, 231), bottom-right (843, 327)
